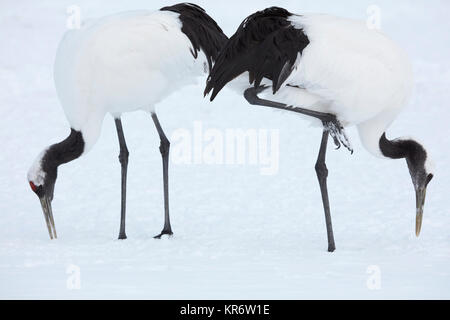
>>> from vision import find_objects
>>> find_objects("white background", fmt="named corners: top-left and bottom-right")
top-left (0, 0), bottom-right (449, 299)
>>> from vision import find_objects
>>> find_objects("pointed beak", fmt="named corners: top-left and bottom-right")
top-left (415, 188), bottom-right (427, 237)
top-left (39, 196), bottom-right (57, 239)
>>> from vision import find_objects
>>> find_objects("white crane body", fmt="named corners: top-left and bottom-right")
top-left (54, 10), bottom-right (208, 152)
top-left (227, 14), bottom-right (414, 158)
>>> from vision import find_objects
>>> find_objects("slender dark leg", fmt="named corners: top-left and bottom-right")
top-left (151, 112), bottom-right (173, 239)
top-left (315, 130), bottom-right (336, 252)
top-left (244, 86), bottom-right (353, 153)
top-left (114, 118), bottom-right (129, 240)
top-left (244, 87), bottom-right (340, 252)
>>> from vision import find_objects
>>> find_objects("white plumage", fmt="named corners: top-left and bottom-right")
top-left (260, 14), bottom-right (413, 157)
top-left (54, 10), bottom-right (208, 152)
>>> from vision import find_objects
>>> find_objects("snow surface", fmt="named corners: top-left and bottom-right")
top-left (0, 0), bottom-right (449, 299)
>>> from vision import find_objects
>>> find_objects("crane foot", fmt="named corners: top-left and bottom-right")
top-left (322, 117), bottom-right (353, 154)
top-left (154, 229), bottom-right (173, 239)
top-left (118, 233), bottom-right (127, 240)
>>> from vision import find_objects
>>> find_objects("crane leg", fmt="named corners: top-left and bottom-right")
top-left (151, 112), bottom-right (173, 239)
top-left (315, 130), bottom-right (336, 252)
top-left (114, 118), bottom-right (129, 240)
top-left (244, 87), bottom-right (339, 252)
top-left (244, 86), bottom-right (353, 153)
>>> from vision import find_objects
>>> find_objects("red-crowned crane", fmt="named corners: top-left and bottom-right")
top-left (204, 7), bottom-right (434, 252)
top-left (27, 3), bottom-right (228, 240)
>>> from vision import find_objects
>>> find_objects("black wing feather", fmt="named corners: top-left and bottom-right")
top-left (204, 7), bottom-right (309, 100)
top-left (161, 3), bottom-right (228, 72)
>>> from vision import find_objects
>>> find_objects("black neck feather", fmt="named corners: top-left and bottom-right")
top-left (42, 129), bottom-right (84, 180)
top-left (160, 3), bottom-right (228, 72)
top-left (379, 133), bottom-right (408, 159)
top-left (379, 133), bottom-right (426, 165)
top-left (380, 133), bottom-right (432, 190)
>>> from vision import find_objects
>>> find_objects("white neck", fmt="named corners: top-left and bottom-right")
top-left (357, 107), bottom-right (404, 158)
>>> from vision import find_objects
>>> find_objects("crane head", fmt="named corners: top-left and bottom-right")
top-left (27, 149), bottom-right (58, 240)
top-left (380, 134), bottom-right (434, 237)
top-left (405, 143), bottom-right (434, 237)
top-left (27, 129), bottom-right (84, 239)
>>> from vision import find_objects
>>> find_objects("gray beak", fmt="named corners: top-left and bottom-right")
top-left (39, 196), bottom-right (57, 239)
top-left (415, 188), bottom-right (427, 237)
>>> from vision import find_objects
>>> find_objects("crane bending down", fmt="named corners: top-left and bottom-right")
top-left (27, 3), bottom-right (228, 240)
top-left (204, 7), bottom-right (434, 252)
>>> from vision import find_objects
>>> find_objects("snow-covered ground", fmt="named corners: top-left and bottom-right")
top-left (0, 0), bottom-right (449, 299)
